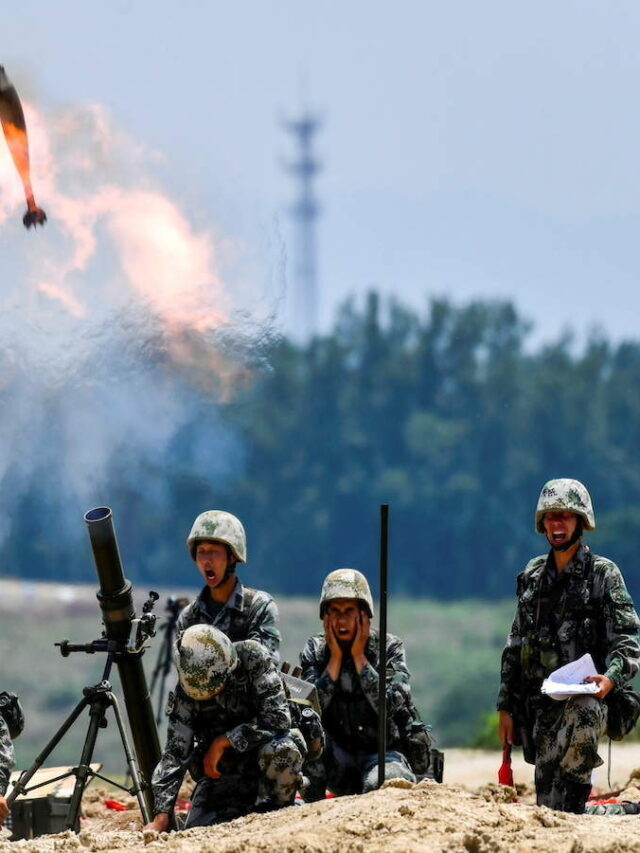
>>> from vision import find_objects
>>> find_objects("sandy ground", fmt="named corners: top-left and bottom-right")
top-left (4, 745), bottom-right (640, 853)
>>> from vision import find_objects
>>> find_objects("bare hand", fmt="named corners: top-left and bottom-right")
top-left (352, 611), bottom-right (370, 672)
top-left (203, 734), bottom-right (232, 778)
top-left (323, 614), bottom-right (343, 660)
top-left (498, 710), bottom-right (514, 746)
top-left (584, 674), bottom-right (615, 699)
top-left (142, 812), bottom-right (170, 832)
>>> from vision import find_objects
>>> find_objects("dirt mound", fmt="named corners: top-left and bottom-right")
top-left (4, 777), bottom-right (640, 853)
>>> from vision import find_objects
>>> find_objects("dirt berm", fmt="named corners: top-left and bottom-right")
top-left (4, 777), bottom-right (640, 853)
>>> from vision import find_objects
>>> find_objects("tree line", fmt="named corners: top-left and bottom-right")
top-left (6, 293), bottom-right (640, 605)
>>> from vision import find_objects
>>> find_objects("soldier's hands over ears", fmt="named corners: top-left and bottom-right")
top-left (204, 734), bottom-right (232, 778)
top-left (584, 674), bottom-right (615, 699)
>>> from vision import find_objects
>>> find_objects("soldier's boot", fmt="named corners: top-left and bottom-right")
top-left (561, 781), bottom-right (592, 814)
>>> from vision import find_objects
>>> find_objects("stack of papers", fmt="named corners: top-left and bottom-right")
top-left (540, 653), bottom-right (600, 701)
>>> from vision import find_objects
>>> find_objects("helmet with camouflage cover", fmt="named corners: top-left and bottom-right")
top-left (535, 478), bottom-right (596, 533)
top-left (319, 568), bottom-right (374, 618)
top-left (176, 624), bottom-right (238, 701)
top-left (187, 510), bottom-right (247, 563)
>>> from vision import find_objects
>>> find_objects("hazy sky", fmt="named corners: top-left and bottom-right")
top-left (3, 0), bottom-right (640, 344)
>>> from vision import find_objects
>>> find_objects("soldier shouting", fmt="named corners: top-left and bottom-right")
top-left (498, 478), bottom-right (640, 813)
top-left (175, 511), bottom-right (281, 663)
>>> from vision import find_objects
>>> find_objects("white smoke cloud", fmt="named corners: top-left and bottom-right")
top-left (0, 97), bottom-right (259, 553)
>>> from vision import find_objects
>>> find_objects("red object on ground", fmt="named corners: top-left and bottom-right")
top-left (104, 800), bottom-right (127, 811)
top-left (498, 743), bottom-right (515, 787)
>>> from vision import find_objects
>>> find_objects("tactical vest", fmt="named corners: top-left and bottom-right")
top-left (518, 550), bottom-right (608, 684)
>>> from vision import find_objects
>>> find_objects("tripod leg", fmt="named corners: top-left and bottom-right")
top-left (109, 694), bottom-right (151, 824)
top-left (65, 695), bottom-right (109, 830)
top-left (6, 696), bottom-right (90, 806)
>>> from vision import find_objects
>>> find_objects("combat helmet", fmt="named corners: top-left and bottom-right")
top-left (176, 624), bottom-right (238, 701)
top-left (319, 568), bottom-right (374, 618)
top-left (535, 478), bottom-right (596, 533)
top-left (187, 510), bottom-right (247, 563)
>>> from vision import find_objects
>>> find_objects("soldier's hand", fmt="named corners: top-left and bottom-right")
top-left (498, 710), bottom-right (514, 745)
top-left (323, 614), bottom-right (343, 660)
top-left (0, 796), bottom-right (8, 825)
top-left (204, 734), bottom-right (232, 778)
top-left (351, 611), bottom-right (370, 673)
top-left (143, 813), bottom-right (170, 833)
top-left (584, 674), bottom-right (615, 699)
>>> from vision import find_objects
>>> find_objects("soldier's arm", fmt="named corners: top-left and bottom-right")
top-left (226, 644), bottom-right (291, 753)
top-left (0, 716), bottom-right (14, 797)
top-left (300, 637), bottom-right (336, 711)
top-left (601, 563), bottom-right (640, 686)
top-left (246, 595), bottom-right (282, 665)
top-left (496, 609), bottom-right (523, 713)
top-left (150, 691), bottom-right (196, 816)
top-left (358, 635), bottom-right (412, 714)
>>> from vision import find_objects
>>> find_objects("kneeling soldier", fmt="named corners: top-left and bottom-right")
top-left (145, 625), bottom-right (304, 830)
top-left (300, 569), bottom-right (417, 798)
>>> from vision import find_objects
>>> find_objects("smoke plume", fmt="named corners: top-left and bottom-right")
top-left (0, 96), bottom-right (267, 563)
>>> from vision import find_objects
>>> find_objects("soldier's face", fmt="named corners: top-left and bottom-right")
top-left (196, 541), bottom-right (230, 588)
top-left (326, 599), bottom-right (361, 644)
top-left (542, 511), bottom-right (578, 547)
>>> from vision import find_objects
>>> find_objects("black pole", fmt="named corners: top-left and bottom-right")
top-left (84, 507), bottom-right (160, 815)
top-left (377, 504), bottom-right (389, 788)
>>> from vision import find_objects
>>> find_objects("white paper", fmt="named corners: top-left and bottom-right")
top-left (540, 653), bottom-right (600, 701)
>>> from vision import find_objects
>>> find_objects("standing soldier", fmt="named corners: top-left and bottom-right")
top-left (144, 625), bottom-right (304, 830)
top-left (176, 511), bottom-right (281, 663)
top-left (498, 478), bottom-right (640, 813)
top-left (300, 569), bottom-right (417, 798)
top-left (0, 713), bottom-right (15, 827)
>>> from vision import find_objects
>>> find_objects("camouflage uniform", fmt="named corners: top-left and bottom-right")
top-left (498, 544), bottom-right (640, 809)
top-left (0, 715), bottom-right (14, 797)
top-left (300, 629), bottom-right (416, 797)
top-left (151, 639), bottom-right (303, 826)
top-left (176, 579), bottom-right (281, 664)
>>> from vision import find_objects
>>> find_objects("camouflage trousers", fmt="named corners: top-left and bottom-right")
top-left (533, 695), bottom-right (607, 810)
top-left (185, 733), bottom-right (304, 827)
top-left (303, 733), bottom-right (415, 800)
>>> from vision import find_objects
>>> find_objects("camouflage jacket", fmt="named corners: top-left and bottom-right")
top-left (299, 630), bottom-right (413, 753)
top-left (175, 579), bottom-right (281, 664)
top-left (151, 639), bottom-right (291, 815)
top-left (498, 545), bottom-right (640, 714)
top-left (0, 714), bottom-right (14, 796)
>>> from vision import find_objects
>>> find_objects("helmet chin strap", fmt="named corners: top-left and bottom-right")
top-left (215, 562), bottom-right (236, 587)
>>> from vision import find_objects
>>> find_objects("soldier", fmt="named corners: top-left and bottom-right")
top-left (0, 713), bottom-right (15, 827)
top-left (176, 511), bottom-right (280, 663)
top-left (144, 625), bottom-right (304, 831)
top-left (299, 569), bottom-right (417, 798)
top-left (498, 478), bottom-right (640, 813)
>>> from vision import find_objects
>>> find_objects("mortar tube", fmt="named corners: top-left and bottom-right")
top-left (84, 507), bottom-right (161, 816)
